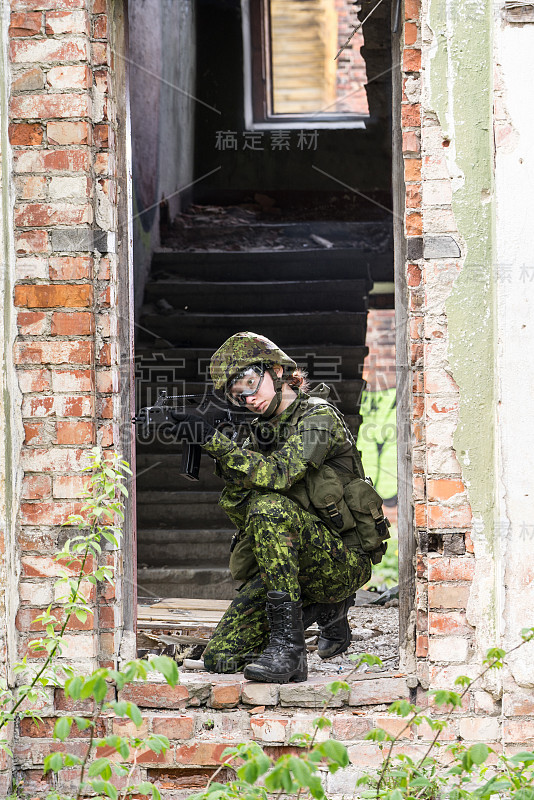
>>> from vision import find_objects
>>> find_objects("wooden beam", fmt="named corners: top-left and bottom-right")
top-left (391, 0), bottom-right (416, 672)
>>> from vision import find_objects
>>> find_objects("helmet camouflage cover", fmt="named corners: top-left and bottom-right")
top-left (210, 332), bottom-right (297, 390)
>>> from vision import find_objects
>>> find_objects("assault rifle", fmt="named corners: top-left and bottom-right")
top-left (132, 390), bottom-right (251, 481)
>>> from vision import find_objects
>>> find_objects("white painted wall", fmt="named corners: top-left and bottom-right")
top-left (494, 11), bottom-right (534, 686)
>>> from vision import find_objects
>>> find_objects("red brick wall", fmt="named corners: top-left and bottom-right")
top-left (362, 309), bottom-right (396, 391)
top-left (399, 0), bottom-right (476, 691)
top-left (9, 0), bottom-right (125, 679)
top-left (334, 0), bottom-right (369, 114)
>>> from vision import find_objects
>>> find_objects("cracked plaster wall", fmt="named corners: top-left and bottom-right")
top-left (421, 0), bottom-right (498, 679)
top-left (419, 0), bottom-right (534, 691)
top-left (493, 10), bottom-right (534, 688)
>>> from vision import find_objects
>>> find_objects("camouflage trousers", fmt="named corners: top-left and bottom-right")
top-left (203, 491), bottom-right (371, 673)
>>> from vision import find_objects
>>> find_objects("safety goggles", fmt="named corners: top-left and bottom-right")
top-left (226, 365), bottom-right (265, 406)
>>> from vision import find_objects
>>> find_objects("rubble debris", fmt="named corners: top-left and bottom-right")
top-left (159, 201), bottom-right (392, 253)
top-left (137, 597), bottom-right (399, 677)
top-left (155, 298), bottom-right (175, 315)
top-left (310, 233), bottom-right (334, 248)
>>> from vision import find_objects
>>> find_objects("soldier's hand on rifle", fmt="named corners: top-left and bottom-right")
top-left (169, 411), bottom-right (216, 444)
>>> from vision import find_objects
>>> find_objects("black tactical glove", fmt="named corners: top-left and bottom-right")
top-left (169, 411), bottom-right (216, 444)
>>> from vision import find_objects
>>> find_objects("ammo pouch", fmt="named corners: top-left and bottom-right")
top-left (305, 465), bottom-right (391, 565)
top-left (343, 477), bottom-right (391, 564)
top-left (228, 530), bottom-right (258, 582)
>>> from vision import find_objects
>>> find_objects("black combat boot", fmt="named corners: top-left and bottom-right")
top-left (243, 591), bottom-right (307, 683)
top-left (302, 593), bottom-right (355, 659)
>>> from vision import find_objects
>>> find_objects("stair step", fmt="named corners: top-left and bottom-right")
top-left (137, 528), bottom-right (234, 567)
top-left (137, 566), bottom-right (237, 601)
top-left (151, 248), bottom-right (382, 282)
top-left (134, 345), bottom-right (368, 381)
top-left (136, 492), bottom-right (228, 528)
top-left (139, 311), bottom-right (367, 348)
top-left (165, 220), bottom-right (392, 247)
top-left (144, 279), bottom-right (368, 314)
top-left (135, 453), bottom-right (225, 491)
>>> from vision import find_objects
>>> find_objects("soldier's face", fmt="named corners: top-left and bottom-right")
top-left (244, 368), bottom-right (282, 414)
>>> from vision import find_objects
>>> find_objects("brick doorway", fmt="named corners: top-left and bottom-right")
top-left (126, 0), bottom-right (404, 674)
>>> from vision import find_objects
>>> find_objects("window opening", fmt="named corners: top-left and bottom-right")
top-left (244, 0), bottom-right (369, 128)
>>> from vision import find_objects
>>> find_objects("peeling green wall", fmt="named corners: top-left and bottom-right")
top-left (428, 0), bottom-right (495, 597)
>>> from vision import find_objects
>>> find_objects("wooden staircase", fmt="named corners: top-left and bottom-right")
top-left (135, 245), bottom-right (379, 601)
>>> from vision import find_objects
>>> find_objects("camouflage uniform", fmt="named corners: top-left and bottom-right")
top-left (202, 390), bottom-right (371, 674)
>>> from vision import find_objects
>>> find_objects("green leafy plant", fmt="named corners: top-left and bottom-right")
top-left (0, 449), bottom-right (179, 799)
top-left (183, 632), bottom-right (534, 800)
top-left (43, 656), bottom-right (178, 800)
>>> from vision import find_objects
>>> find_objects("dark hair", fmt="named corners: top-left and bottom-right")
top-left (286, 368), bottom-right (310, 394)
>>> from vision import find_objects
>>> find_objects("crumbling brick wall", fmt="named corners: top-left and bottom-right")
top-left (400, 0), bottom-right (477, 690)
top-left (334, 0), bottom-right (368, 114)
top-left (6, 0), bottom-right (128, 737)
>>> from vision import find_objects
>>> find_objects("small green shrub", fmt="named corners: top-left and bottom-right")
top-left (0, 449), bottom-right (179, 800)
top-left (184, 634), bottom-right (534, 800)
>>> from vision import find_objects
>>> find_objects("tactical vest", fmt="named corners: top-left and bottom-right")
top-left (228, 386), bottom-right (390, 582)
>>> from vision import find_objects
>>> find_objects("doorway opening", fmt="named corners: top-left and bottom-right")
top-left (127, 0), bottom-right (401, 675)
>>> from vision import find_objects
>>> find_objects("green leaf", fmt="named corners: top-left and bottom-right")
top-left (468, 743), bottom-right (489, 765)
top-left (431, 689), bottom-right (462, 708)
top-left (102, 531), bottom-right (119, 547)
top-left (356, 653), bottom-right (383, 668)
top-left (108, 700), bottom-right (128, 717)
top-left (53, 716), bottom-right (72, 741)
top-left (65, 675), bottom-right (83, 700)
top-left (88, 757), bottom-right (112, 779)
top-left (103, 734), bottom-right (122, 750)
top-left (74, 608), bottom-right (88, 623)
top-left (365, 728), bottom-right (389, 742)
top-left (74, 716), bottom-right (92, 731)
top-left (325, 680), bottom-right (349, 696)
top-left (125, 701), bottom-right (143, 728)
top-left (44, 751), bottom-right (64, 774)
top-left (289, 732), bottom-right (310, 745)
top-left (240, 760), bottom-right (260, 783)
top-left (289, 755), bottom-right (312, 786)
top-left (510, 751), bottom-right (534, 765)
top-left (461, 750), bottom-right (474, 771)
top-left (147, 734), bottom-right (170, 754)
top-left (150, 655), bottom-right (179, 687)
top-left (313, 717), bottom-right (332, 730)
top-left (410, 777), bottom-right (431, 788)
top-left (89, 778), bottom-right (118, 799)
top-left (454, 675), bottom-right (472, 688)
top-left (513, 791), bottom-right (534, 800)
top-left (388, 699), bottom-right (414, 717)
top-left (92, 676), bottom-right (108, 704)
top-left (137, 782), bottom-right (157, 796)
top-left (317, 739), bottom-right (349, 767)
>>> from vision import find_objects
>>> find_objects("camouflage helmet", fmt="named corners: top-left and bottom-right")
top-left (210, 332), bottom-right (297, 390)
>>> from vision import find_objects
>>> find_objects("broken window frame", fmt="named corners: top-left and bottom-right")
top-left (242, 0), bottom-right (369, 130)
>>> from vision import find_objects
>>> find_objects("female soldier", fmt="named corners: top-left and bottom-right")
top-left (170, 332), bottom-right (388, 684)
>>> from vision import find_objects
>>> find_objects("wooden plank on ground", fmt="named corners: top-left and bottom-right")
top-left (137, 597), bottom-right (230, 633)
